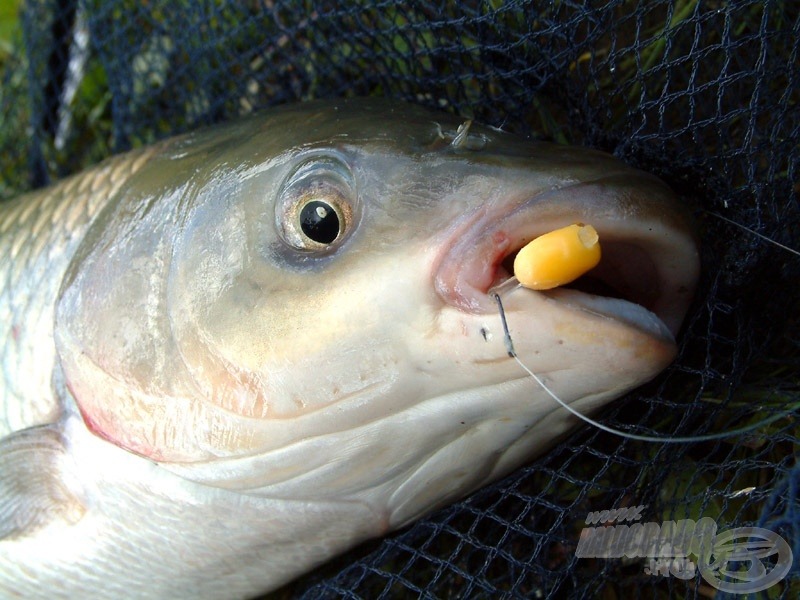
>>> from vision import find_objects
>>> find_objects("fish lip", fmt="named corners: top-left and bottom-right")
top-left (433, 174), bottom-right (700, 339)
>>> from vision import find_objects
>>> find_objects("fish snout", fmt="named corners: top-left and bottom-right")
top-left (435, 168), bottom-right (699, 335)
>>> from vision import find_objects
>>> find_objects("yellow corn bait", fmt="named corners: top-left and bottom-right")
top-left (513, 223), bottom-right (601, 290)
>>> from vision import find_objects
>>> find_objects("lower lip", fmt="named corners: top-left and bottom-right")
top-left (540, 288), bottom-right (675, 343)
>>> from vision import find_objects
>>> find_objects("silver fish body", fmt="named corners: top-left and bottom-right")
top-left (0, 99), bottom-right (699, 598)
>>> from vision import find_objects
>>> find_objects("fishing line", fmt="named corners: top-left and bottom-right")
top-left (491, 291), bottom-right (799, 444)
top-left (706, 211), bottom-right (800, 257)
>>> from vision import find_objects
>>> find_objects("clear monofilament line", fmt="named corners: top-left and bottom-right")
top-left (708, 211), bottom-right (800, 257)
top-left (491, 291), bottom-right (798, 443)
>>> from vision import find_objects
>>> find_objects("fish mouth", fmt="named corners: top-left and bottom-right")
top-left (434, 175), bottom-right (700, 341)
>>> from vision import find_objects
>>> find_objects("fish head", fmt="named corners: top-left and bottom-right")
top-left (56, 99), bottom-right (699, 526)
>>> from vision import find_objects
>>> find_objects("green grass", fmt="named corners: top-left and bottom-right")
top-left (0, 0), bottom-right (28, 199)
top-left (0, 0), bottom-right (22, 55)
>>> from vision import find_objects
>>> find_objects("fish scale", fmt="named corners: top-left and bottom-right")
top-left (0, 146), bottom-right (157, 438)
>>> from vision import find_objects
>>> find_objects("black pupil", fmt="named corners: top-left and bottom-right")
top-left (300, 200), bottom-right (340, 244)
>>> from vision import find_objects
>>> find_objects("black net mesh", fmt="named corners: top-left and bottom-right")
top-left (2, 1), bottom-right (798, 598)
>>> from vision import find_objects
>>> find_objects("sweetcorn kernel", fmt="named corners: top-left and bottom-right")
top-left (513, 223), bottom-right (601, 290)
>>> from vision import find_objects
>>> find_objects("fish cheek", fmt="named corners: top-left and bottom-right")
top-left (181, 261), bottom-right (395, 419)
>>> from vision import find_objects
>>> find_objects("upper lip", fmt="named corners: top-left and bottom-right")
top-left (434, 176), bottom-right (700, 338)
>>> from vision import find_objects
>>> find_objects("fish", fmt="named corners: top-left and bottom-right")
top-left (0, 98), bottom-right (699, 598)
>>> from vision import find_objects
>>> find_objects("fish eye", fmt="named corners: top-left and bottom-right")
top-left (299, 200), bottom-right (340, 244)
top-left (276, 155), bottom-right (357, 252)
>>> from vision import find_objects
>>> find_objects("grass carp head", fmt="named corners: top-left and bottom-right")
top-left (55, 99), bottom-right (699, 528)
